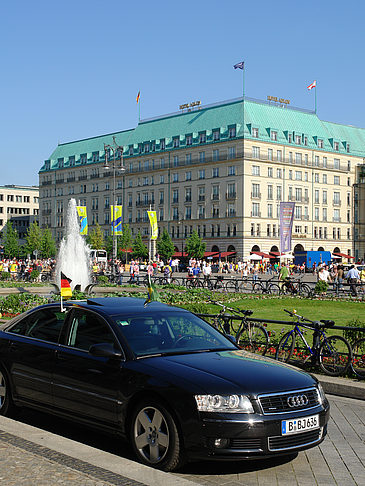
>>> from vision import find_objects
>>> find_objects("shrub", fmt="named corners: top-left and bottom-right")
top-left (343, 318), bottom-right (365, 346)
top-left (29, 270), bottom-right (40, 281)
top-left (97, 276), bottom-right (109, 285)
top-left (0, 272), bottom-right (11, 281)
top-left (314, 280), bottom-right (328, 294)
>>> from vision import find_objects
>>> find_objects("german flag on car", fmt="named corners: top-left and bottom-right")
top-left (60, 272), bottom-right (72, 299)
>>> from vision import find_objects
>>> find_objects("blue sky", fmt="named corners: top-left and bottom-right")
top-left (1, 0), bottom-right (364, 186)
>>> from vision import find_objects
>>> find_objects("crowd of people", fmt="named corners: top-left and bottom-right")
top-left (1, 256), bottom-right (365, 295)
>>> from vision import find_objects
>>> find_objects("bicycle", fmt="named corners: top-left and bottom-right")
top-left (252, 276), bottom-right (280, 295)
top-left (224, 276), bottom-right (254, 293)
top-left (210, 301), bottom-right (269, 355)
top-left (350, 336), bottom-right (365, 379)
top-left (279, 276), bottom-right (313, 297)
top-left (275, 309), bottom-right (352, 376)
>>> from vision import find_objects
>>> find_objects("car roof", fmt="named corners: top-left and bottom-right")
top-left (47, 297), bottom-right (188, 316)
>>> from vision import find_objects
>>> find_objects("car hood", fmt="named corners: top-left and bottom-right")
top-left (139, 350), bottom-right (316, 396)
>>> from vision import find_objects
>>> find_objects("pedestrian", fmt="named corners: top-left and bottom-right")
top-left (346, 265), bottom-right (360, 296)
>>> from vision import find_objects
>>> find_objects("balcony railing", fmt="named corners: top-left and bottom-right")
top-left (226, 192), bottom-right (237, 200)
top-left (78, 175), bottom-right (88, 181)
top-left (41, 180), bottom-right (53, 186)
top-left (212, 194), bottom-right (220, 201)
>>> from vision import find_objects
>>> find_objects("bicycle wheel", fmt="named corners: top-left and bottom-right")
top-left (351, 337), bottom-right (365, 379)
top-left (238, 279), bottom-right (250, 293)
top-left (319, 335), bottom-right (352, 376)
top-left (275, 331), bottom-right (295, 362)
top-left (225, 281), bottom-right (238, 293)
top-left (299, 284), bottom-right (312, 298)
top-left (252, 283), bottom-right (263, 294)
top-left (237, 323), bottom-right (269, 355)
top-left (268, 283), bottom-right (280, 295)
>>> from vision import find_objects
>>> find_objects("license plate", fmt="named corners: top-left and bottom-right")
top-left (281, 414), bottom-right (319, 435)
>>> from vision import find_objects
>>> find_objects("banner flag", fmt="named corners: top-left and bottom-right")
top-left (279, 202), bottom-right (295, 253)
top-left (111, 205), bottom-right (123, 235)
top-left (76, 206), bottom-right (88, 235)
top-left (147, 210), bottom-right (158, 240)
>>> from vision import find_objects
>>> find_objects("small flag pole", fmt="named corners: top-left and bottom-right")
top-left (60, 293), bottom-right (64, 312)
top-left (315, 82), bottom-right (317, 114)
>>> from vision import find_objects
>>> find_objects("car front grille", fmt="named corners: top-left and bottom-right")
top-left (268, 428), bottom-right (322, 451)
top-left (258, 387), bottom-right (320, 414)
top-left (230, 438), bottom-right (262, 451)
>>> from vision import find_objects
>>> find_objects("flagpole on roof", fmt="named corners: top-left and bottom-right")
top-left (315, 82), bottom-right (317, 114)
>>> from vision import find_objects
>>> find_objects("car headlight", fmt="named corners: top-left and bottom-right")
top-left (316, 383), bottom-right (327, 405)
top-left (195, 394), bottom-right (254, 413)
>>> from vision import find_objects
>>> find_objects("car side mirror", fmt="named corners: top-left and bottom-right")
top-left (89, 343), bottom-right (123, 359)
top-left (224, 334), bottom-right (237, 345)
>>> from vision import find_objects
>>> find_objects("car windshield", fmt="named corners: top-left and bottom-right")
top-left (113, 311), bottom-right (236, 357)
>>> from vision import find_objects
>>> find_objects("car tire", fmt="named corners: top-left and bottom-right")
top-left (0, 367), bottom-right (17, 417)
top-left (130, 399), bottom-right (185, 471)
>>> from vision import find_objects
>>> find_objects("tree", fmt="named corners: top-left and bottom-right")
top-left (185, 230), bottom-right (206, 259)
top-left (118, 224), bottom-right (132, 263)
top-left (41, 227), bottom-right (57, 258)
top-left (25, 221), bottom-right (42, 257)
top-left (156, 228), bottom-right (175, 262)
top-left (132, 232), bottom-right (148, 261)
top-left (2, 221), bottom-right (19, 258)
top-left (87, 223), bottom-right (105, 250)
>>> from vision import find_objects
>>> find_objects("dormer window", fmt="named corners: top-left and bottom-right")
top-left (151, 141), bottom-right (155, 152)
top-left (45, 160), bottom-right (50, 170)
top-left (69, 156), bottom-right (75, 166)
top-left (173, 137), bottom-right (180, 148)
top-left (186, 134), bottom-right (192, 146)
top-left (252, 127), bottom-right (259, 138)
top-left (295, 135), bottom-right (301, 145)
top-left (92, 152), bottom-right (99, 163)
top-left (347, 143), bottom-right (350, 153)
top-left (304, 136), bottom-right (308, 146)
top-left (317, 139), bottom-right (323, 148)
top-left (144, 143), bottom-right (150, 153)
top-left (288, 133), bottom-right (292, 143)
top-left (213, 129), bottom-right (220, 141)
top-left (199, 132), bottom-right (206, 143)
top-left (228, 126), bottom-right (236, 138)
top-left (80, 153), bottom-right (87, 164)
top-left (160, 139), bottom-right (165, 150)
top-left (271, 130), bottom-right (277, 141)
top-left (138, 145), bottom-right (142, 154)
top-left (334, 141), bottom-right (339, 151)
top-left (129, 146), bottom-right (134, 156)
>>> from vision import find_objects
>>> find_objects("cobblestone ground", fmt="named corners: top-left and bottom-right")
top-left (176, 395), bottom-right (365, 486)
top-left (0, 395), bottom-right (363, 485)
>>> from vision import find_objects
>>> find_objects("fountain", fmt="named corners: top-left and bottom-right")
top-left (55, 198), bottom-right (91, 292)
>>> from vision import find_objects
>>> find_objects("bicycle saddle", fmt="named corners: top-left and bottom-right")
top-left (239, 309), bottom-right (253, 316)
top-left (320, 319), bottom-right (335, 327)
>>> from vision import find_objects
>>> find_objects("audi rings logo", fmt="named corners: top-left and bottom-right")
top-left (287, 395), bottom-right (308, 407)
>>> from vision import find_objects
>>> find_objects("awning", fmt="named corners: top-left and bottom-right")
top-left (252, 251), bottom-right (272, 259)
top-left (218, 251), bottom-right (236, 258)
top-left (172, 251), bottom-right (189, 257)
top-left (333, 253), bottom-right (355, 259)
top-left (269, 251), bottom-right (285, 256)
top-left (204, 251), bottom-right (219, 257)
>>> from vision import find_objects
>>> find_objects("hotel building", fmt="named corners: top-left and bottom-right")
top-left (38, 97), bottom-right (365, 261)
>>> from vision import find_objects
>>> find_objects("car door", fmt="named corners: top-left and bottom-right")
top-left (52, 308), bottom-right (123, 425)
top-left (5, 306), bottom-right (68, 406)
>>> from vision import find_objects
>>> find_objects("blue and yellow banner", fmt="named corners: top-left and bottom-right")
top-left (111, 205), bottom-right (123, 235)
top-left (76, 206), bottom-right (88, 235)
top-left (147, 210), bottom-right (158, 240)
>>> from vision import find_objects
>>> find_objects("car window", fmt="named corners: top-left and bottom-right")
top-left (67, 309), bottom-right (117, 352)
top-left (114, 312), bottom-right (235, 357)
top-left (8, 308), bottom-right (67, 343)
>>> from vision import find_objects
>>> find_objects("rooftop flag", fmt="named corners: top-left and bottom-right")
top-left (307, 80), bottom-right (316, 90)
top-left (234, 61), bottom-right (244, 70)
top-left (136, 90), bottom-right (140, 103)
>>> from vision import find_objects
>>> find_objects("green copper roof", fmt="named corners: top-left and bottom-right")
top-left (40, 97), bottom-right (365, 172)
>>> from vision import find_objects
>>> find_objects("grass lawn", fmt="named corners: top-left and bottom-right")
top-left (206, 295), bottom-right (364, 341)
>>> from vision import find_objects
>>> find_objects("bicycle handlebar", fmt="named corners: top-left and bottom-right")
top-left (284, 309), bottom-right (335, 328)
top-left (210, 301), bottom-right (253, 317)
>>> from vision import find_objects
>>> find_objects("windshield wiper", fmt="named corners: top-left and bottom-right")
top-left (137, 347), bottom-right (234, 358)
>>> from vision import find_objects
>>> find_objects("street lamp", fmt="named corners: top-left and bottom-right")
top-left (103, 137), bottom-right (125, 268)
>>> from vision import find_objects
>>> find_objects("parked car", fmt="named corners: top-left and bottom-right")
top-left (0, 297), bottom-right (330, 471)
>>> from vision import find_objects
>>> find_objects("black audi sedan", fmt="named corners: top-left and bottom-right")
top-left (0, 297), bottom-right (330, 471)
